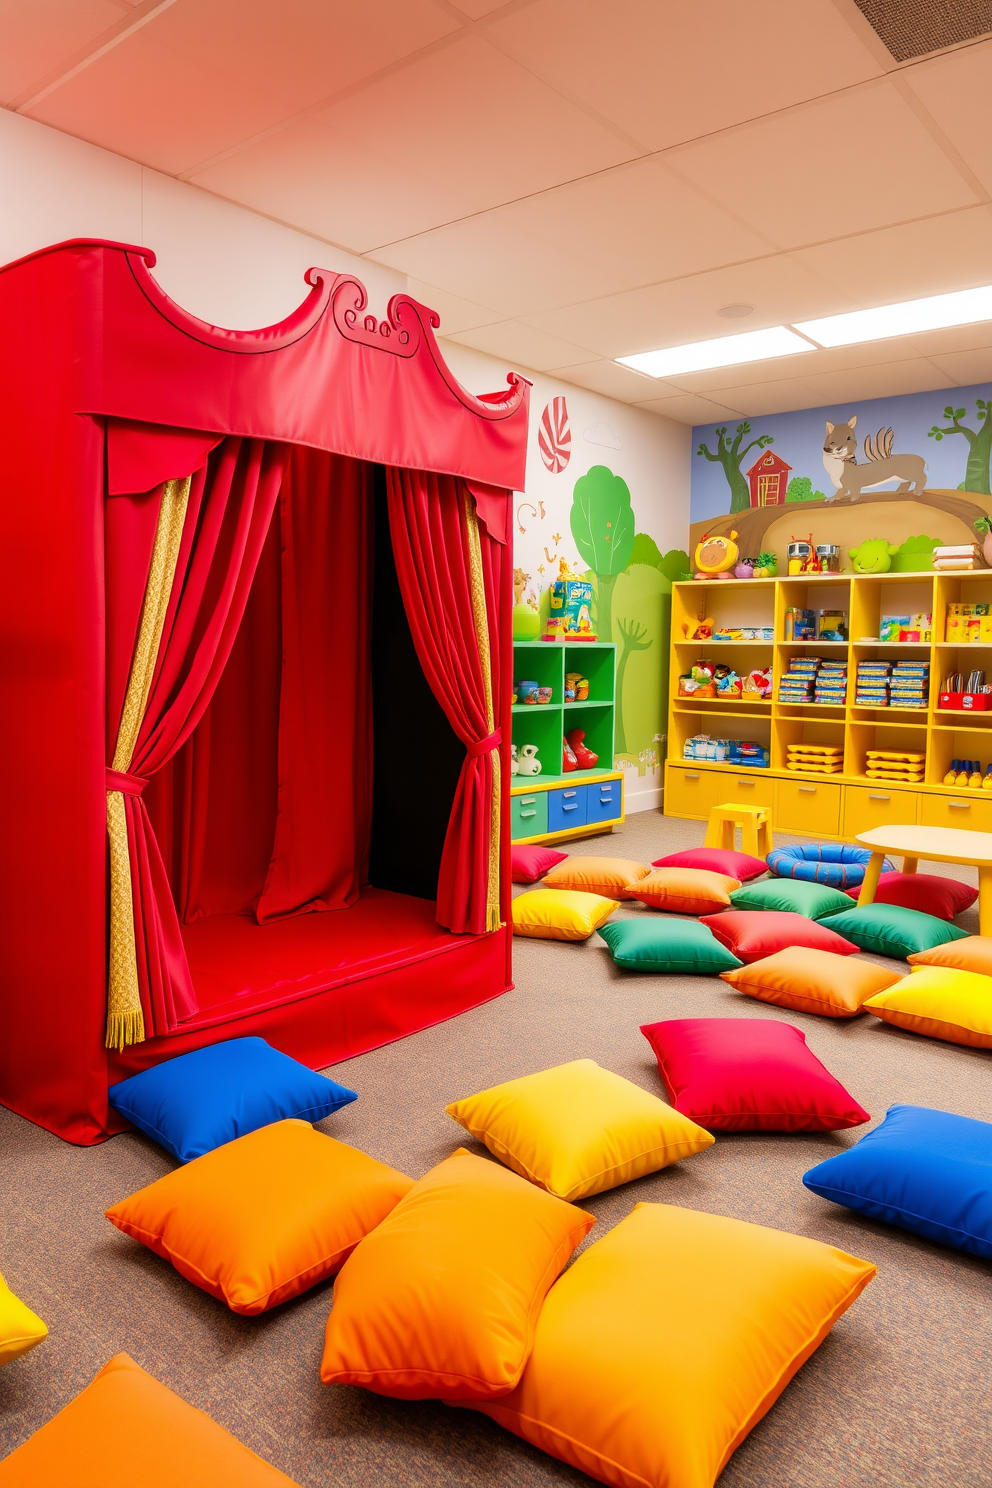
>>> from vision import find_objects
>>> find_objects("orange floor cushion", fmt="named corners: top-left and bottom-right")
top-left (105, 1120), bottom-right (412, 1314)
top-left (0, 1353), bottom-right (301, 1487)
top-left (908, 935), bottom-right (992, 976)
top-left (542, 856), bottom-right (650, 900)
top-left (721, 947), bottom-right (903, 1018)
top-left (321, 1147), bottom-right (593, 1401)
top-left (626, 867), bottom-right (740, 915)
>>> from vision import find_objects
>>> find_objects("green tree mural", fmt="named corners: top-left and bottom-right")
top-left (612, 542), bottom-right (688, 757)
top-left (786, 475), bottom-right (826, 503)
top-left (695, 423), bottom-right (774, 514)
top-left (928, 400), bottom-right (992, 495)
top-left (569, 465), bottom-right (636, 646)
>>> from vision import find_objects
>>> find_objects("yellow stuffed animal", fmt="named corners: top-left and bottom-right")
top-left (694, 531), bottom-right (739, 579)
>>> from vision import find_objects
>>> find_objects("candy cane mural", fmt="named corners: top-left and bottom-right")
top-left (538, 395), bottom-right (571, 473)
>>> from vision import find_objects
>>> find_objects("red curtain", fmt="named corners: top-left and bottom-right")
top-left (105, 436), bottom-right (289, 1036)
top-left (385, 467), bottom-right (504, 935)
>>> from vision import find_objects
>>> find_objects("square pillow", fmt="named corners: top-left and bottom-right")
top-left (512, 889), bottom-right (618, 941)
top-left (909, 935), bottom-right (992, 975)
top-left (843, 871), bottom-right (977, 921)
top-left (818, 904), bottom-right (969, 960)
top-left (700, 910), bottom-right (859, 963)
top-left (319, 1148), bottom-right (594, 1401)
top-left (511, 844), bottom-right (568, 884)
top-left (720, 947), bottom-right (903, 1019)
top-left (804, 1104), bottom-right (992, 1258)
top-left (729, 877), bottom-right (852, 920)
top-left (640, 1018), bottom-right (869, 1131)
top-left (463, 1204), bottom-right (875, 1488)
top-left (105, 1120), bottom-right (412, 1314)
top-left (598, 918), bottom-right (742, 975)
top-left (651, 846), bottom-right (767, 881)
top-left (626, 867), bottom-right (740, 915)
top-left (863, 965), bottom-right (992, 1048)
top-left (0, 1353), bottom-right (301, 1487)
top-left (108, 1036), bottom-right (358, 1163)
top-left (542, 856), bottom-right (650, 900)
top-left (445, 1059), bottom-right (713, 1201)
top-left (0, 1273), bottom-right (47, 1367)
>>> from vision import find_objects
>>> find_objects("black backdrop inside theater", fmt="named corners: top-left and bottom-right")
top-left (368, 466), bottom-right (465, 902)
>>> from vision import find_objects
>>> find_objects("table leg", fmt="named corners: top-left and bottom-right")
top-left (902, 857), bottom-right (918, 875)
top-left (979, 868), bottom-right (992, 937)
top-left (857, 852), bottom-right (885, 908)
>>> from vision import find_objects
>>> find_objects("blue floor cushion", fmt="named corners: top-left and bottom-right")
top-left (803, 1104), bottom-right (992, 1258)
top-left (109, 1037), bottom-right (358, 1162)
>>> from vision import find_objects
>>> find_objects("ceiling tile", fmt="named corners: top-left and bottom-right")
top-left (367, 212), bottom-right (629, 318)
top-left (448, 0), bottom-right (518, 15)
top-left (522, 253), bottom-right (851, 358)
top-left (0, 0), bottom-right (123, 105)
top-left (904, 40), bottom-right (992, 196)
top-left (307, 33), bottom-right (637, 232)
top-left (667, 82), bottom-right (979, 251)
top-left (793, 207), bottom-right (992, 307)
top-left (192, 116), bottom-right (474, 254)
top-left (633, 391), bottom-right (747, 424)
top-left (661, 336), bottom-right (930, 396)
top-left (486, 0), bottom-right (883, 152)
top-left (406, 279), bottom-right (504, 335)
top-left (544, 358), bottom-right (675, 403)
top-left (693, 376), bottom-right (827, 417)
top-left (487, 157), bottom-right (775, 290)
top-left (798, 358), bottom-right (955, 404)
top-left (925, 347), bottom-right (992, 386)
top-left (445, 319), bottom-right (594, 371)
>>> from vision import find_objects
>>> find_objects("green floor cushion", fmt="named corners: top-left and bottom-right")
top-left (818, 904), bottom-right (969, 961)
top-left (729, 877), bottom-right (852, 920)
top-left (598, 918), bottom-right (742, 975)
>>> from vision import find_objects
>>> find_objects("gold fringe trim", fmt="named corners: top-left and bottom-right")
top-left (106, 477), bottom-right (191, 1049)
top-left (462, 488), bottom-right (503, 932)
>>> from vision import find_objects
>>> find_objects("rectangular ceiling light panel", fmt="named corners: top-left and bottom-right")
top-left (616, 326), bottom-right (815, 378)
top-left (796, 285), bottom-right (992, 348)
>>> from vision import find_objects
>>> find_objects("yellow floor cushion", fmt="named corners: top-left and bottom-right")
top-left (864, 965), bottom-right (992, 1048)
top-left (511, 889), bottom-right (618, 941)
top-left (446, 1059), bottom-right (713, 1201)
top-left (542, 856), bottom-right (650, 900)
top-left (0, 1273), bottom-right (46, 1367)
top-left (0, 1353), bottom-right (301, 1487)
top-left (464, 1203), bottom-right (875, 1488)
top-left (105, 1120), bottom-right (412, 1314)
top-left (721, 946), bottom-right (903, 1018)
top-left (320, 1149), bottom-right (593, 1401)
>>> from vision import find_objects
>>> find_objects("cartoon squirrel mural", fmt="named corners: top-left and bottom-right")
top-left (822, 415), bottom-right (927, 501)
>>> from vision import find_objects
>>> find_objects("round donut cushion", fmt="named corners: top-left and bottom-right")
top-left (766, 843), bottom-right (894, 890)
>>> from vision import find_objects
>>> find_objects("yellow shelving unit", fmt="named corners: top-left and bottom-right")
top-left (666, 570), bottom-right (992, 841)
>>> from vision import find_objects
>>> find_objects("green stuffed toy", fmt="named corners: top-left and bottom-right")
top-left (849, 539), bottom-right (899, 574)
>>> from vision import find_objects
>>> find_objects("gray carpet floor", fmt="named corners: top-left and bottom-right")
top-left (2, 810), bottom-right (991, 1486)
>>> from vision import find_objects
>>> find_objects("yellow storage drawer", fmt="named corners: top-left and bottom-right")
top-left (665, 765), bottom-right (721, 819)
top-left (842, 784), bottom-right (919, 836)
top-left (776, 777), bottom-right (841, 837)
top-left (920, 793), bottom-right (992, 833)
top-left (714, 772), bottom-right (776, 811)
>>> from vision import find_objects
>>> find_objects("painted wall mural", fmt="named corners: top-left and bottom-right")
top-left (690, 379), bottom-right (992, 569)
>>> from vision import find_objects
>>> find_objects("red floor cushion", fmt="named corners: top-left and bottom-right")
top-left (700, 910), bottom-right (859, 963)
top-left (510, 845), bottom-right (568, 884)
top-left (651, 846), bottom-right (767, 881)
top-left (640, 1018), bottom-right (870, 1132)
top-left (844, 872), bottom-right (977, 921)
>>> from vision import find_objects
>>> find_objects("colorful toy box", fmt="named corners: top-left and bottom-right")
top-left (547, 576), bottom-right (595, 638)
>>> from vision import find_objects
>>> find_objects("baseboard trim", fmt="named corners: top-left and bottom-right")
top-left (625, 784), bottom-right (663, 814)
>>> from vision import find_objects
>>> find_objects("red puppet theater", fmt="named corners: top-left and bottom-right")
top-left (0, 239), bottom-right (529, 1146)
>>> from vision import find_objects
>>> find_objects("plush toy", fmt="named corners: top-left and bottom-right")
top-left (562, 736), bottom-right (578, 773)
top-left (682, 617), bottom-right (714, 641)
top-left (849, 539), bottom-right (899, 575)
top-left (734, 559), bottom-right (754, 579)
top-left (565, 671), bottom-right (589, 701)
top-left (752, 551), bottom-right (778, 578)
top-left (516, 744), bottom-right (542, 776)
top-left (565, 728), bottom-right (599, 768)
top-left (693, 530), bottom-right (739, 579)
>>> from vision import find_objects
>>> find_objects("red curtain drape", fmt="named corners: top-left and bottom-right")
top-left (105, 436), bottom-right (289, 1037)
top-left (384, 467), bottom-right (505, 935)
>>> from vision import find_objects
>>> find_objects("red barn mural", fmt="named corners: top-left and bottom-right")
top-left (746, 449), bottom-right (792, 507)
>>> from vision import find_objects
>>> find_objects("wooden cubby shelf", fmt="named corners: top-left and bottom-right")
top-left (666, 571), bottom-right (992, 840)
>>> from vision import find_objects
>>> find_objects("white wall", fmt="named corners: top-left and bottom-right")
top-left (0, 107), bottom-right (691, 811)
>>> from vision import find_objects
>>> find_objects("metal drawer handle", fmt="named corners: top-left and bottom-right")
top-left (521, 796), bottom-right (536, 804)
top-left (562, 804), bottom-right (577, 812)
top-left (563, 790), bottom-right (576, 798)
top-left (869, 793), bottom-right (890, 802)
top-left (799, 786), bottom-right (816, 794)
top-left (521, 810), bottom-right (536, 818)
top-left (685, 772), bottom-right (700, 780)
top-left (737, 779), bottom-right (755, 787)
top-left (949, 801), bottom-right (971, 810)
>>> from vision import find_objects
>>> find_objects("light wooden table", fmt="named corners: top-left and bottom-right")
top-left (855, 824), bottom-right (992, 933)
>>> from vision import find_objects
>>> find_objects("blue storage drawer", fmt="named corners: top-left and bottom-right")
top-left (586, 776), bottom-right (622, 825)
top-left (547, 783), bottom-right (587, 833)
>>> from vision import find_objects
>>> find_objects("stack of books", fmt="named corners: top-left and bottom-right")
top-left (787, 743), bottom-right (844, 774)
top-left (889, 660), bottom-right (929, 709)
top-left (778, 656), bottom-right (821, 703)
top-left (813, 660), bottom-right (847, 704)
top-left (855, 660), bottom-right (891, 706)
top-left (933, 544), bottom-right (986, 571)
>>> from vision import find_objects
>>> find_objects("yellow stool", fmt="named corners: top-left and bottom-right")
top-left (704, 802), bottom-right (771, 859)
